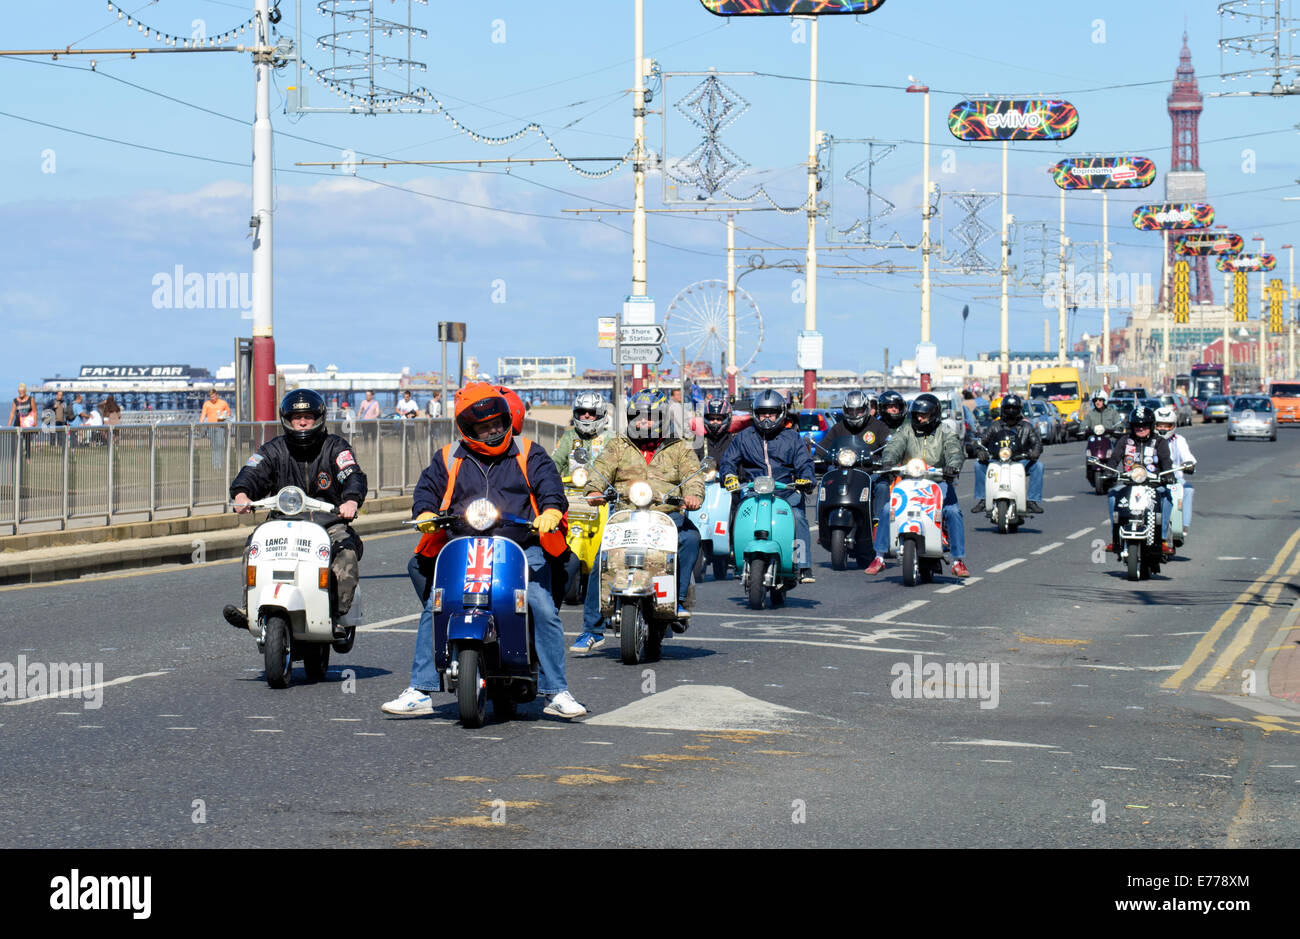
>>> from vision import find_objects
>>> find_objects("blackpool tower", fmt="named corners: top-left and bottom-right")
top-left (1164, 31), bottom-right (1213, 304)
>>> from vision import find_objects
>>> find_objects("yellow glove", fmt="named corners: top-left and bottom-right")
top-left (534, 508), bottom-right (564, 533)
top-left (723, 474), bottom-right (740, 491)
top-left (794, 478), bottom-right (814, 493)
top-left (415, 511), bottom-right (439, 533)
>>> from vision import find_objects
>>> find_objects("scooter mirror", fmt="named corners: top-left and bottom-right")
top-left (571, 447), bottom-right (589, 465)
top-left (700, 456), bottom-right (718, 474)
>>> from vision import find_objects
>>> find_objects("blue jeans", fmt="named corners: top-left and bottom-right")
top-left (871, 475), bottom-right (893, 556)
top-left (782, 491), bottom-right (811, 569)
top-left (583, 512), bottom-right (699, 636)
top-left (1182, 485), bottom-right (1194, 530)
top-left (973, 459), bottom-right (1043, 502)
top-left (411, 544), bottom-right (569, 696)
top-left (940, 481), bottom-right (965, 560)
top-left (1107, 487), bottom-right (1174, 540)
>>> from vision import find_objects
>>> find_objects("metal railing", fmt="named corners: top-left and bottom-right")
top-left (0, 416), bottom-right (566, 535)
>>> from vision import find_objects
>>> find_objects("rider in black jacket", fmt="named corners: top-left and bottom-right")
top-left (222, 389), bottom-right (367, 633)
top-left (701, 396), bottom-right (736, 464)
top-left (1104, 405), bottom-right (1175, 555)
top-left (971, 393), bottom-right (1044, 515)
top-left (820, 390), bottom-right (886, 565)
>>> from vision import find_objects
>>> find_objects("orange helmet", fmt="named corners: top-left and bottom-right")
top-left (496, 385), bottom-right (526, 434)
top-left (455, 383), bottom-right (513, 457)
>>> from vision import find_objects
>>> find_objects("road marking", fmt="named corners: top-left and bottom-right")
top-left (1195, 553), bottom-right (1300, 692)
top-left (1218, 556), bottom-right (1246, 561)
top-left (583, 741), bottom-right (614, 746)
top-left (942, 739), bottom-right (1059, 749)
top-left (1163, 525), bottom-right (1300, 691)
top-left (78, 725), bottom-right (103, 729)
top-left (1102, 766), bottom-right (1137, 771)
top-left (1168, 631), bottom-right (1208, 637)
top-left (0, 670), bottom-right (170, 707)
top-left (1268, 764), bottom-right (1297, 768)
top-left (586, 685), bottom-right (806, 732)
top-left (167, 727), bottom-right (197, 731)
top-left (158, 714), bottom-right (183, 718)
top-left (1154, 757), bottom-right (1186, 762)
top-left (871, 600), bottom-right (929, 623)
top-left (359, 614), bottom-right (420, 632)
top-left (246, 715), bottom-right (275, 720)
top-left (354, 732), bottom-right (385, 737)
top-left (1043, 495), bottom-right (1075, 502)
top-left (982, 759), bottom-right (1014, 764)
top-left (1031, 542), bottom-right (1063, 555)
top-left (700, 636), bottom-right (949, 656)
top-left (1199, 774), bottom-right (1232, 779)
top-left (329, 718), bottom-right (362, 722)
top-left (986, 558), bottom-right (1025, 573)
top-left (471, 736), bottom-right (504, 741)
top-left (1067, 528), bottom-right (1094, 539)
top-left (1077, 664), bottom-right (1178, 671)
top-left (934, 576), bottom-right (983, 594)
top-left (251, 729), bottom-right (282, 734)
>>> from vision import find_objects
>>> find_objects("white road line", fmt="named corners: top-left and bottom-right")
top-left (982, 759), bottom-right (1014, 764)
top-left (1199, 773), bottom-right (1232, 779)
top-left (246, 715), bottom-right (275, 720)
top-left (1102, 766), bottom-right (1138, 771)
top-left (985, 558), bottom-right (1025, 573)
top-left (251, 729), bottom-right (283, 734)
top-left (871, 600), bottom-right (929, 623)
top-left (158, 714), bottom-right (183, 717)
top-left (1076, 664), bottom-right (1179, 672)
top-left (358, 614), bottom-right (420, 632)
top-left (1168, 631), bottom-right (1209, 637)
top-left (354, 732), bottom-right (385, 737)
top-left (329, 718), bottom-right (362, 722)
top-left (1155, 757), bottom-right (1186, 762)
top-left (934, 576), bottom-right (983, 594)
top-left (471, 736), bottom-right (503, 741)
top-left (583, 741), bottom-right (614, 746)
top-left (699, 637), bottom-right (949, 655)
top-left (1031, 542), bottom-right (1063, 555)
top-left (1268, 764), bottom-right (1297, 768)
top-left (1067, 527), bottom-right (1094, 540)
top-left (0, 670), bottom-right (171, 707)
top-left (646, 731), bottom-right (674, 735)
top-left (1217, 556), bottom-right (1246, 561)
top-left (1043, 495), bottom-right (1075, 502)
top-left (167, 727), bottom-right (196, 731)
top-left (78, 725), bottom-right (103, 729)
top-left (943, 739), bottom-right (1059, 749)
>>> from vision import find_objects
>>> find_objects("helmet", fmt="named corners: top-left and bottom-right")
top-left (703, 396), bottom-right (732, 440)
top-left (1000, 393), bottom-right (1024, 424)
top-left (455, 383), bottom-right (514, 457)
top-left (1154, 406), bottom-right (1177, 437)
top-left (909, 393), bottom-right (941, 436)
top-left (878, 390), bottom-right (907, 430)
top-left (841, 390), bottom-right (870, 432)
top-left (1129, 405), bottom-right (1155, 436)
top-left (1091, 389), bottom-right (1108, 406)
top-left (495, 385), bottom-right (526, 435)
top-left (279, 389), bottom-right (327, 457)
top-left (867, 395), bottom-right (880, 414)
top-left (626, 389), bottom-right (669, 445)
top-left (571, 391), bottom-right (606, 437)
top-left (751, 388), bottom-right (788, 439)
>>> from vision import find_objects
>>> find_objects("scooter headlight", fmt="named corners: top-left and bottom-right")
top-left (998, 447), bottom-right (1013, 462)
top-left (570, 466), bottom-right (589, 487)
top-left (752, 476), bottom-right (775, 494)
top-left (1093, 424), bottom-right (1105, 435)
top-left (703, 467), bottom-right (718, 482)
top-left (905, 459), bottom-right (926, 479)
top-left (837, 448), bottom-right (856, 468)
top-left (1129, 466), bottom-right (1148, 484)
top-left (276, 486), bottom-right (306, 516)
top-left (628, 481), bottom-right (655, 508)
top-left (465, 498), bottom-right (500, 531)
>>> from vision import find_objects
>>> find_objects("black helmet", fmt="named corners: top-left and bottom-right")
top-left (1130, 405), bottom-right (1155, 435)
top-left (751, 388), bottom-right (787, 439)
top-left (703, 396), bottom-right (732, 440)
top-left (878, 390), bottom-right (907, 430)
top-left (841, 390), bottom-right (870, 432)
top-left (279, 389), bottom-right (327, 456)
top-left (626, 389), bottom-right (669, 444)
top-left (909, 393), bottom-right (941, 436)
top-left (1000, 393), bottom-right (1024, 424)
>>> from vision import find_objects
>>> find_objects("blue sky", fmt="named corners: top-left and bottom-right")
top-left (2, 1), bottom-right (1297, 397)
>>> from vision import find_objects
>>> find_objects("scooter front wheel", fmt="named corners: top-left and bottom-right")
top-left (830, 529), bottom-right (848, 571)
top-left (747, 557), bottom-right (768, 610)
top-left (457, 647), bottom-right (487, 728)
top-left (619, 599), bottom-right (646, 665)
top-left (1126, 548), bottom-right (1141, 581)
top-left (901, 541), bottom-right (920, 587)
top-left (263, 614), bottom-right (292, 689)
top-left (996, 501), bottom-right (1010, 534)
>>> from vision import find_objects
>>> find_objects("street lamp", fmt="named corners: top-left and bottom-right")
top-left (905, 78), bottom-right (932, 392)
top-left (1253, 234), bottom-right (1266, 390)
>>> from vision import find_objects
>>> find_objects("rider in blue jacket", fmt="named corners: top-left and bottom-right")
top-left (719, 389), bottom-right (817, 584)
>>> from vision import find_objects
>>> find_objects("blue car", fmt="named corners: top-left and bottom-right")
top-left (798, 409), bottom-right (840, 472)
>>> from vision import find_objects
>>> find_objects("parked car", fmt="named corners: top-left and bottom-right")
top-left (1227, 395), bottom-right (1277, 441)
top-left (1202, 395), bottom-right (1232, 423)
top-left (1110, 387), bottom-right (1148, 402)
top-left (1158, 393), bottom-right (1194, 426)
top-left (1026, 399), bottom-right (1065, 444)
top-left (798, 409), bottom-right (838, 471)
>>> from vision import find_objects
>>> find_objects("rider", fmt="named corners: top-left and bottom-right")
top-left (871, 393), bottom-right (971, 578)
top-left (1104, 405), bottom-right (1174, 556)
top-left (862, 391), bottom-right (909, 575)
top-left (382, 383), bottom-right (586, 719)
top-left (1155, 405), bottom-right (1196, 537)
top-left (821, 389), bottom-right (884, 566)
top-left (570, 389), bottom-right (704, 654)
top-left (552, 391), bottom-right (611, 477)
top-left (970, 392), bottom-right (1045, 515)
top-left (719, 388), bottom-right (817, 585)
top-left (701, 396), bottom-right (737, 464)
top-left (1082, 388), bottom-right (1124, 436)
top-left (223, 389), bottom-right (366, 634)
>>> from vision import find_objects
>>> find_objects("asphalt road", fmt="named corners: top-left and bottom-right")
top-left (2, 421), bottom-right (1299, 848)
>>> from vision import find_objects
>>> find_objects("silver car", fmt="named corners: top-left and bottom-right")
top-left (1026, 399), bottom-right (1064, 444)
top-left (1202, 395), bottom-right (1231, 423)
top-left (1159, 393), bottom-right (1194, 426)
top-left (1227, 395), bottom-right (1277, 441)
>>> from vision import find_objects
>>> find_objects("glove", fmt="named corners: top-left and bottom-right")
top-left (794, 478), bottom-right (815, 494)
top-left (723, 474), bottom-right (740, 491)
top-left (533, 508), bottom-right (564, 533)
top-left (942, 467), bottom-right (959, 480)
top-left (414, 511), bottom-right (439, 533)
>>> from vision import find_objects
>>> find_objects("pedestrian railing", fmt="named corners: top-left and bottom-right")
top-left (0, 416), bottom-right (566, 534)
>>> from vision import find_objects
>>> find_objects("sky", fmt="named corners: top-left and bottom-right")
top-left (2, 0), bottom-right (1298, 397)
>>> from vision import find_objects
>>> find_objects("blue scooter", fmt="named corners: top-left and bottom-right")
top-left (416, 498), bottom-right (537, 728)
top-left (731, 476), bottom-right (801, 610)
top-left (686, 458), bottom-right (731, 581)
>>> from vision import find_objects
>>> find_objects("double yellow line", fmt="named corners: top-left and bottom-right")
top-left (1163, 526), bottom-right (1300, 693)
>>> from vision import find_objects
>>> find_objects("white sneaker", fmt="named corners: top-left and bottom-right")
top-left (381, 687), bottom-right (433, 716)
top-left (542, 690), bottom-right (587, 719)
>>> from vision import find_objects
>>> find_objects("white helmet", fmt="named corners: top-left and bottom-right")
top-left (1090, 389), bottom-right (1108, 405)
top-left (571, 391), bottom-right (607, 436)
top-left (1154, 406), bottom-right (1176, 437)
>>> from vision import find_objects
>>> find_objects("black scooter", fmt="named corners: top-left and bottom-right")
top-left (815, 438), bottom-right (881, 570)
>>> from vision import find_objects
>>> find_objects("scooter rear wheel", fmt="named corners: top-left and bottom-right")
top-left (830, 529), bottom-right (848, 571)
top-left (694, 547), bottom-right (709, 583)
top-left (303, 642), bottom-right (329, 682)
top-left (619, 599), bottom-right (646, 665)
top-left (457, 647), bottom-right (487, 728)
top-left (747, 557), bottom-right (768, 610)
top-left (712, 554), bottom-right (730, 581)
top-left (1094, 475), bottom-right (1106, 496)
top-left (263, 614), bottom-right (292, 689)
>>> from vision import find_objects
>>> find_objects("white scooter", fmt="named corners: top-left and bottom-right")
top-left (983, 444), bottom-right (1027, 534)
top-left (887, 459), bottom-right (951, 586)
top-left (238, 486), bottom-right (361, 688)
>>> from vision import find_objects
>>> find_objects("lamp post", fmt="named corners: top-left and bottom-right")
top-left (1284, 243), bottom-right (1295, 380)
top-left (906, 79), bottom-right (932, 391)
top-left (1253, 235), bottom-right (1266, 390)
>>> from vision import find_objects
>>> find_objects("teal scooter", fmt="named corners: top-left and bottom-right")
top-left (731, 476), bottom-right (798, 610)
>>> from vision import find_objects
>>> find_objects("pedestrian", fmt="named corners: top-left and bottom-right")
top-left (667, 388), bottom-right (686, 438)
top-left (201, 388), bottom-right (232, 469)
top-left (426, 391), bottom-right (442, 419)
top-left (9, 383), bottom-right (37, 458)
top-left (396, 389), bottom-right (419, 419)
top-left (358, 390), bottom-right (381, 420)
top-left (100, 394), bottom-right (122, 445)
top-left (81, 399), bottom-right (105, 446)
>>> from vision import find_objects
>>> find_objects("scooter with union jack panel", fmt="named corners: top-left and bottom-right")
top-left (888, 459), bottom-right (951, 587)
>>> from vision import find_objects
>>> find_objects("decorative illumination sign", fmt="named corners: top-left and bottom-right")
top-left (1051, 156), bottom-right (1155, 190)
top-left (948, 99), bottom-right (1078, 141)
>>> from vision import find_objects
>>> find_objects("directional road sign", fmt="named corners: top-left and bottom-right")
top-left (619, 324), bottom-right (666, 346)
top-left (615, 345), bottom-right (664, 365)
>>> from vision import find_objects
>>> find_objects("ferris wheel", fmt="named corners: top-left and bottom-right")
top-left (663, 279), bottom-right (763, 376)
